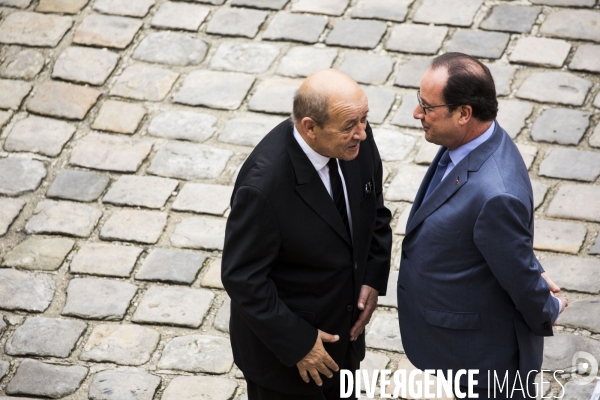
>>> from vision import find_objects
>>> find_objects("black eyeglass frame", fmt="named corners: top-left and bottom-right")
top-left (417, 91), bottom-right (459, 115)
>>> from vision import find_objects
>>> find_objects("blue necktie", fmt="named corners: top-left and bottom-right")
top-left (423, 150), bottom-right (451, 201)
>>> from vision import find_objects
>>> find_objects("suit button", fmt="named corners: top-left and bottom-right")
top-left (354, 262), bottom-right (358, 269)
top-left (402, 251), bottom-right (408, 259)
top-left (543, 322), bottom-right (551, 330)
top-left (347, 305), bottom-right (353, 312)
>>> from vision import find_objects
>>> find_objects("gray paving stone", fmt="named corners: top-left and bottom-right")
top-left (548, 184), bottom-right (600, 223)
top-left (326, 19), bottom-right (387, 49)
top-left (379, 270), bottom-right (399, 308)
top-left (361, 86), bottom-right (395, 124)
top-left (93, 0), bottom-right (155, 17)
top-left (569, 44), bottom-right (600, 73)
top-left (497, 100), bottom-right (533, 139)
top-left (263, 12), bottom-right (327, 44)
top-left (214, 298), bottom-right (230, 333)
top-left (111, 63), bottom-right (179, 101)
top-left (92, 100), bottom-right (147, 134)
top-left (162, 376), bottom-right (237, 400)
top-left (194, 0), bottom-right (225, 3)
top-left (4, 116), bottom-right (76, 157)
top-left (151, 2), bottom-right (209, 31)
top-left (36, 0), bottom-right (89, 13)
top-left (173, 70), bottom-right (254, 110)
top-left (531, 179), bottom-right (548, 209)
top-left (80, 324), bottom-right (160, 366)
top-left (26, 200), bottom-right (102, 238)
top-left (0, 111), bottom-right (11, 129)
top-left (132, 286), bottom-right (214, 328)
top-left (70, 243), bottom-right (142, 277)
top-left (230, 0), bottom-right (288, 9)
top-left (386, 24), bottom-right (447, 55)
top-left (103, 176), bottom-right (177, 209)
top-left (0, 0), bottom-right (31, 7)
top-left (517, 72), bottom-right (592, 106)
top-left (361, 352), bottom-right (391, 382)
top-left (394, 57), bottom-right (431, 89)
top-left (595, 93), bottom-right (600, 109)
top-left (394, 205), bottom-right (411, 235)
top-left (89, 369), bottom-right (161, 400)
top-left (211, 41), bottom-right (279, 73)
top-left (413, 0), bottom-right (483, 27)
top-left (2, 236), bottom-right (74, 271)
top-left (542, 256), bottom-right (600, 294)
top-left (0, 269), bottom-right (55, 312)
top-left (206, 7), bottom-right (268, 38)
top-left (218, 114), bottom-right (281, 147)
top-left (133, 32), bottom-right (208, 67)
top-left (62, 278), bottom-right (138, 320)
top-left (373, 129), bottom-right (416, 162)
top-left (385, 164), bottom-right (428, 202)
top-left (533, 219), bottom-right (586, 254)
top-left (0, 361), bottom-right (8, 380)
top-left (47, 170), bottom-right (109, 202)
top-left (352, 0), bottom-right (412, 22)
top-left (0, 79), bottom-right (31, 110)
top-left (74, 14), bottom-right (142, 49)
top-left (148, 110), bottom-right (216, 142)
top-left (201, 258), bottom-right (223, 289)
top-left (543, 334), bottom-right (600, 371)
top-left (509, 37), bottom-right (571, 68)
top-left (6, 317), bottom-right (86, 357)
top-left (591, 124), bottom-right (600, 148)
top-left (531, 0), bottom-right (595, 5)
top-left (391, 91), bottom-right (421, 129)
top-left (70, 133), bottom-right (153, 173)
top-left (366, 313), bottom-right (403, 353)
top-left (135, 248), bottom-right (207, 284)
top-left (559, 299), bottom-right (600, 333)
top-left (6, 359), bottom-right (87, 399)
top-left (540, 10), bottom-right (600, 42)
top-left (481, 5), bottom-right (541, 33)
top-left (485, 63), bottom-right (517, 97)
top-left (0, 48), bottom-right (44, 80)
top-left (561, 382), bottom-right (597, 400)
top-left (540, 148), bottom-right (600, 182)
top-left (291, 0), bottom-right (349, 16)
top-left (158, 335), bottom-right (233, 373)
top-left (0, 12), bottom-right (73, 47)
top-left (172, 183), bottom-right (233, 216)
top-left (100, 210), bottom-right (167, 244)
top-left (148, 141), bottom-right (233, 180)
top-left (26, 81), bottom-right (101, 120)
top-left (276, 47), bottom-right (337, 78)
top-left (53, 46), bottom-right (119, 85)
top-left (171, 216), bottom-right (226, 251)
top-left (338, 52), bottom-right (393, 85)
top-left (0, 157), bottom-right (46, 196)
top-left (530, 108), bottom-right (590, 145)
top-left (446, 29), bottom-right (509, 59)
top-left (248, 77), bottom-right (302, 114)
top-left (0, 198), bottom-right (25, 236)
top-left (415, 139), bottom-right (439, 165)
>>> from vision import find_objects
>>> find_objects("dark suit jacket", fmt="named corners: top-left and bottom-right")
top-left (397, 122), bottom-right (558, 387)
top-left (222, 119), bottom-right (392, 395)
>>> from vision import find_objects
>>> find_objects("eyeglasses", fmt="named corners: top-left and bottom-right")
top-left (417, 91), bottom-right (458, 115)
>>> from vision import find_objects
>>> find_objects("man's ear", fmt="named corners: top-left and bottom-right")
top-left (301, 117), bottom-right (318, 139)
top-left (458, 105), bottom-right (473, 126)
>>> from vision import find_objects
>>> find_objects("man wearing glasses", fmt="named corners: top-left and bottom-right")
top-left (396, 52), bottom-right (568, 399)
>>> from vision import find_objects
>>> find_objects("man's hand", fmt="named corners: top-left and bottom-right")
top-left (542, 272), bottom-right (560, 294)
top-left (296, 330), bottom-right (339, 386)
top-left (350, 285), bottom-right (378, 341)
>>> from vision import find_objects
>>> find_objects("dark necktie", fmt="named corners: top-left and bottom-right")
top-left (328, 158), bottom-right (351, 238)
top-left (423, 150), bottom-right (451, 201)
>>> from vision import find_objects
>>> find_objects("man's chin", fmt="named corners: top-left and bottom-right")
top-left (342, 145), bottom-right (360, 161)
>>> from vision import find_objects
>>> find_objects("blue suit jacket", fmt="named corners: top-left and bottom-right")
top-left (397, 122), bottom-right (558, 387)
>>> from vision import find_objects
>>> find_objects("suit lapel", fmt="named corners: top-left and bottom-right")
top-left (286, 125), bottom-right (352, 245)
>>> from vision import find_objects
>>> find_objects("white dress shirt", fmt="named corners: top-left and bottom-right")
top-left (293, 125), bottom-right (353, 238)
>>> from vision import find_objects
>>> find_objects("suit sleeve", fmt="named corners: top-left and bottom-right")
top-left (473, 194), bottom-right (557, 336)
top-left (221, 185), bottom-right (318, 367)
top-left (361, 126), bottom-right (393, 295)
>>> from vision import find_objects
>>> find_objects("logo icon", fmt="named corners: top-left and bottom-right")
top-left (571, 351), bottom-right (598, 386)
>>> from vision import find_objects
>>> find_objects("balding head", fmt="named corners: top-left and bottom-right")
top-left (293, 69), bottom-right (364, 127)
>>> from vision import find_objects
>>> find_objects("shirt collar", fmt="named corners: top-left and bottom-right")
top-left (293, 124), bottom-right (330, 171)
top-left (448, 120), bottom-right (495, 167)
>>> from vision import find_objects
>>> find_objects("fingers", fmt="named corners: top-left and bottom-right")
top-left (319, 330), bottom-right (339, 343)
top-left (323, 354), bottom-right (339, 372)
top-left (357, 285), bottom-right (375, 310)
top-left (297, 366), bottom-right (310, 383)
top-left (309, 368), bottom-right (323, 386)
top-left (542, 272), bottom-right (560, 293)
top-left (350, 313), bottom-right (369, 341)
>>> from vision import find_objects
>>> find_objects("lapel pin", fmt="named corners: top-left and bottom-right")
top-left (456, 177), bottom-right (460, 184)
top-left (365, 182), bottom-right (373, 195)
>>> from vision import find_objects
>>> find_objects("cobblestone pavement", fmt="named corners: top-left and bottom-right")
top-left (0, 0), bottom-right (599, 399)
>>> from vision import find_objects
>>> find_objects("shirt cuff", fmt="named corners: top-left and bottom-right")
top-left (551, 296), bottom-right (562, 324)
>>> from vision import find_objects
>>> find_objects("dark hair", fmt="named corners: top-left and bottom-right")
top-left (431, 52), bottom-right (498, 121)
top-left (292, 89), bottom-right (329, 127)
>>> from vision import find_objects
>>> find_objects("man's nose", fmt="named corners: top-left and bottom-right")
top-left (413, 104), bottom-right (424, 119)
top-left (354, 125), bottom-right (367, 141)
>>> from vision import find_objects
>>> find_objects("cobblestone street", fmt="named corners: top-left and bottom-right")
top-left (0, 0), bottom-right (599, 399)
